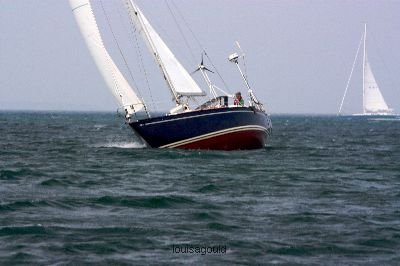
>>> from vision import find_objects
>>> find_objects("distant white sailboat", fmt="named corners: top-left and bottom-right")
top-left (339, 24), bottom-right (395, 116)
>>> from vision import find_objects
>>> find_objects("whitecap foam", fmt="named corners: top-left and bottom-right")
top-left (95, 142), bottom-right (147, 149)
top-left (94, 124), bottom-right (107, 129)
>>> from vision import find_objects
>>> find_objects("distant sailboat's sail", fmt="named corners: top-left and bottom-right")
top-left (124, 0), bottom-right (205, 100)
top-left (69, 0), bottom-right (145, 114)
top-left (363, 55), bottom-right (391, 113)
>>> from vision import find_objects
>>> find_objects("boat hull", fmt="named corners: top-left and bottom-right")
top-left (128, 107), bottom-right (272, 150)
top-left (352, 113), bottom-right (398, 118)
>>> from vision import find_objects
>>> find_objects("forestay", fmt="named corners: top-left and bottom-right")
top-left (124, 0), bottom-right (205, 100)
top-left (69, 0), bottom-right (145, 115)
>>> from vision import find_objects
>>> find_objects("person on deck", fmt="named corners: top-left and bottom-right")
top-left (234, 92), bottom-right (244, 107)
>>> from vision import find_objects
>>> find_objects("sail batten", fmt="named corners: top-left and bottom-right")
top-left (124, 0), bottom-right (205, 99)
top-left (69, 0), bottom-right (144, 114)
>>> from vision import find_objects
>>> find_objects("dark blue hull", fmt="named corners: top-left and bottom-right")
top-left (128, 107), bottom-right (272, 150)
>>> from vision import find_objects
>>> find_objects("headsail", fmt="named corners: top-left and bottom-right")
top-left (123, 0), bottom-right (205, 101)
top-left (69, 0), bottom-right (145, 115)
top-left (363, 55), bottom-right (391, 113)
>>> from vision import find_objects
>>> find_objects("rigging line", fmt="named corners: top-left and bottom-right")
top-left (204, 52), bottom-right (231, 92)
top-left (165, 0), bottom-right (197, 65)
top-left (98, 0), bottom-right (144, 100)
top-left (169, 0), bottom-right (202, 52)
top-left (338, 31), bottom-right (364, 115)
top-left (116, 2), bottom-right (157, 111)
top-left (169, 0), bottom-right (230, 92)
top-left (133, 26), bottom-right (157, 111)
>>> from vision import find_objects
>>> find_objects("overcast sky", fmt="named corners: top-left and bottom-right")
top-left (1, 0), bottom-right (399, 114)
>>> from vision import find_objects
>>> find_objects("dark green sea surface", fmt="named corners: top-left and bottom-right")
top-left (1, 112), bottom-right (399, 265)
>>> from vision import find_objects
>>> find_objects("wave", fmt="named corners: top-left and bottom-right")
top-left (93, 124), bottom-right (107, 130)
top-left (94, 141), bottom-right (146, 149)
top-left (0, 225), bottom-right (47, 236)
top-left (0, 169), bottom-right (46, 180)
top-left (94, 195), bottom-right (195, 208)
top-left (368, 117), bottom-right (400, 122)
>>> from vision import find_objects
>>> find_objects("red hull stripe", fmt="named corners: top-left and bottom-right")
top-left (160, 125), bottom-right (268, 149)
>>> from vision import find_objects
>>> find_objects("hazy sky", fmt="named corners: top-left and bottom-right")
top-left (1, 0), bottom-right (399, 114)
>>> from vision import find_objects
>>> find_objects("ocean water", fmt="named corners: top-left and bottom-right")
top-left (1, 111), bottom-right (399, 265)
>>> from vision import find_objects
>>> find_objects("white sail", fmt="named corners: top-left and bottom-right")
top-left (363, 55), bottom-right (391, 113)
top-left (124, 0), bottom-right (205, 100)
top-left (69, 0), bottom-right (145, 115)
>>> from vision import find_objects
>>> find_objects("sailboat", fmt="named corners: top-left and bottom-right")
top-left (69, 0), bottom-right (272, 150)
top-left (339, 24), bottom-right (395, 116)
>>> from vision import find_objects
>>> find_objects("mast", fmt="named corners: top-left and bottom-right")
top-left (123, 0), bottom-right (205, 109)
top-left (362, 23), bottom-right (367, 114)
top-left (124, 0), bottom-right (178, 103)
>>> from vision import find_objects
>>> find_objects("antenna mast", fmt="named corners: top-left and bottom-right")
top-left (362, 23), bottom-right (367, 114)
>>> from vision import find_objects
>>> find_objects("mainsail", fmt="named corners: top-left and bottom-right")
top-left (69, 0), bottom-right (145, 115)
top-left (363, 54), bottom-right (391, 113)
top-left (123, 0), bottom-right (205, 101)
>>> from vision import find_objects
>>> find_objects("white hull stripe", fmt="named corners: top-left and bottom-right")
top-left (160, 125), bottom-right (268, 149)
